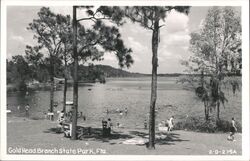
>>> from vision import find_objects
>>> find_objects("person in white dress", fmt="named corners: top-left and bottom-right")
top-left (168, 116), bottom-right (174, 131)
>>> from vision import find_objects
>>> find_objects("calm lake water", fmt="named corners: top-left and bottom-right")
top-left (7, 77), bottom-right (242, 128)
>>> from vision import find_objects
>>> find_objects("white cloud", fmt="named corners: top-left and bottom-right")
top-left (132, 54), bottom-right (142, 63)
top-left (103, 53), bottom-right (116, 61)
top-left (158, 10), bottom-right (190, 63)
top-left (158, 56), bottom-right (166, 62)
top-left (7, 6), bottom-right (212, 74)
top-left (50, 6), bottom-right (72, 16)
top-left (160, 50), bottom-right (172, 56)
top-left (127, 36), bottom-right (148, 54)
top-left (11, 35), bottom-right (24, 42)
top-left (165, 10), bottom-right (189, 33)
top-left (50, 6), bottom-right (95, 29)
top-left (164, 33), bottom-right (190, 46)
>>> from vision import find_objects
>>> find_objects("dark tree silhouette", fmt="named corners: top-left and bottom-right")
top-left (124, 6), bottom-right (190, 149)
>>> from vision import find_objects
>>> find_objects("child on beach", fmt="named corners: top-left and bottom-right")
top-left (25, 104), bottom-right (30, 117)
top-left (228, 117), bottom-right (237, 141)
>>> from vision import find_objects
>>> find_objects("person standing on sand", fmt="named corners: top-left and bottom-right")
top-left (124, 108), bottom-right (128, 116)
top-left (25, 104), bottom-right (30, 117)
top-left (168, 116), bottom-right (174, 131)
top-left (228, 117), bottom-right (237, 141)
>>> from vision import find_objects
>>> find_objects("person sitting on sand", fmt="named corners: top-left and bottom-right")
top-left (158, 120), bottom-right (164, 128)
top-left (119, 110), bottom-right (123, 117)
top-left (162, 120), bottom-right (166, 126)
top-left (54, 102), bottom-right (58, 108)
top-left (144, 119), bottom-right (148, 129)
top-left (58, 110), bottom-right (64, 122)
top-left (107, 118), bottom-right (112, 135)
top-left (168, 116), bottom-right (174, 131)
top-left (57, 110), bottom-right (65, 132)
top-left (117, 122), bottom-right (124, 128)
top-left (43, 111), bottom-right (47, 119)
top-left (228, 117), bottom-right (237, 141)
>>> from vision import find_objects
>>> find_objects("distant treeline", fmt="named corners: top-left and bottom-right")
top-left (7, 55), bottom-right (242, 88)
top-left (7, 55), bottom-right (242, 92)
top-left (98, 65), bottom-right (241, 77)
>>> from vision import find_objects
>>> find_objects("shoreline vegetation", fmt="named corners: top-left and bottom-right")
top-left (7, 63), bottom-right (241, 93)
top-left (7, 81), bottom-right (94, 93)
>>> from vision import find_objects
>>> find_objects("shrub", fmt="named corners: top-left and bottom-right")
top-left (216, 119), bottom-right (242, 133)
top-left (175, 117), bottom-right (242, 133)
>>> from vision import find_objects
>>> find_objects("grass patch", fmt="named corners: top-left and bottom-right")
top-left (175, 116), bottom-right (242, 133)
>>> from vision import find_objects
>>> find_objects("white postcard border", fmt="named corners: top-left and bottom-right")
top-left (1, 0), bottom-right (249, 160)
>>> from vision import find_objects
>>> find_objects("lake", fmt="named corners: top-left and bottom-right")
top-left (7, 77), bottom-right (242, 129)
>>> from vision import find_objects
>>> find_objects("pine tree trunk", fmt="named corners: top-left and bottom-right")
top-left (216, 101), bottom-right (220, 121)
top-left (201, 70), bottom-right (204, 88)
top-left (71, 6), bottom-right (78, 140)
top-left (50, 77), bottom-right (54, 112)
top-left (63, 51), bottom-right (68, 115)
top-left (148, 19), bottom-right (159, 150)
top-left (63, 60), bottom-right (68, 116)
top-left (49, 55), bottom-right (54, 113)
top-left (216, 75), bottom-right (221, 123)
top-left (204, 102), bottom-right (209, 121)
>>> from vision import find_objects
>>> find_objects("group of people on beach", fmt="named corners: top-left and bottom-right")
top-left (101, 118), bottom-right (113, 137)
top-left (103, 107), bottom-right (128, 129)
top-left (10, 101), bottom-right (239, 143)
top-left (157, 116), bottom-right (175, 132)
top-left (12, 103), bottom-right (30, 117)
top-left (106, 107), bottom-right (128, 117)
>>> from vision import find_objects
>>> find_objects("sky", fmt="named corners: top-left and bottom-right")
top-left (7, 6), bottom-right (215, 74)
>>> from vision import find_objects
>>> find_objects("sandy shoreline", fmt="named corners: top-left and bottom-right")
top-left (7, 116), bottom-right (241, 155)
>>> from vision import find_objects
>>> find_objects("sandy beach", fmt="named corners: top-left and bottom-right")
top-left (7, 116), bottom-right (241, 155)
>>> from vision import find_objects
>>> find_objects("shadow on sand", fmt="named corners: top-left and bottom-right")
top-left (129, 130), bottom-right (190, 146)
top-left (44, 126), bottom-right (189, 146)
